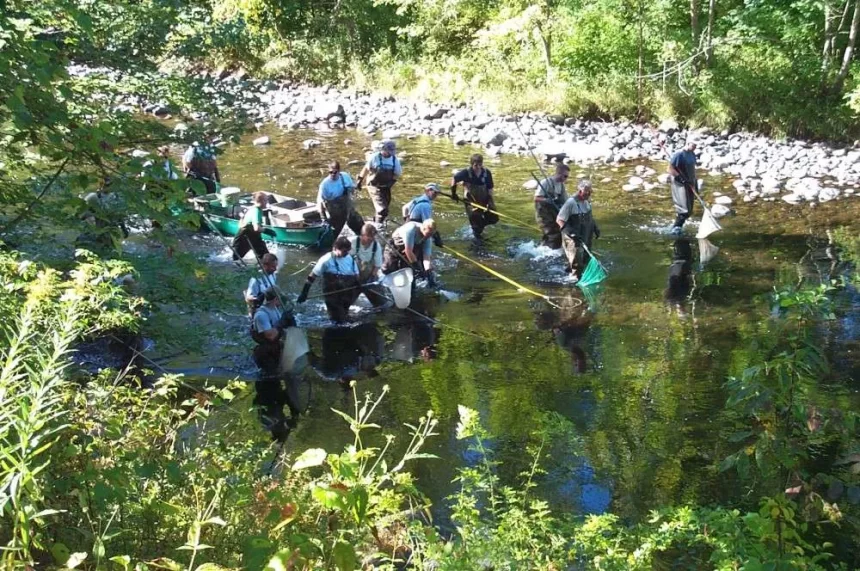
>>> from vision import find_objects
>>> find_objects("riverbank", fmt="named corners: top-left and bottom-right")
top-left (92, 63), bottom-right (860, 210)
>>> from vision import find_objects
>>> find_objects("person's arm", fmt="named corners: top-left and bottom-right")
top-left (357, 157), bottom-right (373, 188)
top-left (393, 157), bottom-right (402, 180)
top-left (254, 312), bottom-right (281, 341)
top-left (317, 181), bottom-right (327, 217)
top-left (213, 164), bottom-right (221, 183)
top-left (422, 240), bottom-right (433, 271)
top-left (251, 207), bottom-right (263, 232)
top-left (668, 152), bottom-right (684, 180)
top-left (370, 241), bottom-right (383, 276)
top-left (403, 243), bottom-right (417, 264)
top-left (402, 199), bottom-right (413, 220)
top-left (245, 277), bottom-right (258, 302)
top-left (342, 173), bottom-right (355, 192)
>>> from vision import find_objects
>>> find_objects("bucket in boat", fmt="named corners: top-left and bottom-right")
top-left (380, 268), bottom-right (414, 309)
top-left (279, 327), bottom-right (310, 375)
top-left (218, 186), bottom-right (242, 207)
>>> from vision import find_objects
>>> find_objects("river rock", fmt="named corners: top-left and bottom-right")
top-left (440, 161), bottom-right (451, 167)
top-left (252, 136), bottom-right (270, 146)
top-left (302, 139), bottom-right (321, 150)
top-left (628, 176), bottom-right (644, 187)
top-left (130, 149), bottom-right (150, 158)
top-left (819, 187), bottom-right (840, 202)
top-left (714, 195), bottom-right (733, 206)
top-left (782, 193), bottom-right (803, 204)
top-left (659, 118), bottom-right (680, 134)
top-left (480, 129), bottom-right (508, 147)
top-left (622, 184), bottom-right (638, 192)
top-left (523, 179), bottom-right (539, 190)
top-left (710, 204), bottom-right (731, 218)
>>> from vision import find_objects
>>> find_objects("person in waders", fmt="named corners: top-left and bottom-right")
top-left (182, 138), bottom-right (220, 196)
top-left (297, 236), bottom-right (362, 323)
top-left (244, 253), bottom-right (279, 319)
top-left (534, 163), bottom-right (570, 249)
top-left (317, 160), bottom-right (364, 239)
top-left (358, 139), bottom-right (401, 224)
top-left (450, 154), bottom-right (499, 239)
top-left (556, 179), bottom-right (600, 281)
top-left (232, 191), bottom-right (270, 261)
top-left (251, 288), bottom-right (300, 440)
top-left (350, 224), bottom-right (388, 308)
top-left (382, 219), bottom-right (437, 286)
top-left (668, 141), bottom-right (698, 235)
top-left (402, 182), bottom-right (444, 249)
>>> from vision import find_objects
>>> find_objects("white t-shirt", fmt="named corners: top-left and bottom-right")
top-left (350, 237), bottom-right (383, 271)
top-left (247, 271), bottom-right (277, 299)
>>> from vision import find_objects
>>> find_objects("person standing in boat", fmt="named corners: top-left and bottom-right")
top-left (350, 224), bottom-right (388, 308)
top-left (382, 219), bottom-right (437, 286)
top-left (450, 154), bottom-right (499, 239)
top-left (668, 140), bottom-right (698, 235)
top-left (244, 253), bottom-right (279, 319)
top-left (534, 162), bottom-right (570, 249)
top-left (233, 191), bottom-right (270, 261)
top-left (357, 140), bottom-right (402, 224)
top-left (297, 236), bottom-right (362, 323)
top-left (317, 160), bottom-right (364, 239)
top-left (182, 137), bottom-right (220, 196)
top-left (251, 287), bottom-right (301, 438)
top-left (402, 182), bottom-right (443, 248)
top-left (556, 179), bottom-right (600, 280)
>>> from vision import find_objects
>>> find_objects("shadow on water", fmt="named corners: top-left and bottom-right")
top-left (114, 125), bottom-right (859, 523)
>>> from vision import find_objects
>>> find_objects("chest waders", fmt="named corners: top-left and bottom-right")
top-left (561, 210), bottom-right (597, 276)
top-left (354, 241), bottom-right (387, 307)
top-left (535, 197), bottom-right (563, 249)
top-left (322, 256), bottom-right (361, 323)
top-left (324, 179), bottom-right (364, 237)
top-left (186, 156), bottom-right (218, 196)
top-left (232, 220), bottom-right (269, 261)
top-left (368, 159), bottom-right (396, 223)
top-left (464, 181), bottom-right (499, 237)
top-left (250, 309), bottom-right (296, 381)
top-left (671, 180), bottom-right (696, 228)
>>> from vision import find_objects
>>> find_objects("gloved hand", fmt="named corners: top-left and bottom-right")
top-left (297, 281), bottom-right (312, 304)
top-left (278, 311), bottom-right (296, 329)
top-left (450, 186), bottom-right (460, 202)
top-left (411, 262), bottom-right (424, 277)
top-left (425, 270), bottom-right (437, 288)
top-left (432, 232), bottom-right (443, 248)
top-left (594, 226), bottom-right (601, 240)
top-left (356, 180), bottom-right (363, 192)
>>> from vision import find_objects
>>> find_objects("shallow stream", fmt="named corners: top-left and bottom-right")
top-left (129, 125), bottom-right (859, 525)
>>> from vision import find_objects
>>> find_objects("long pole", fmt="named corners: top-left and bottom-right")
top-left (440, 245), bottom-right (559, 308)
top-left (437, 191), bottom-right (537, 232)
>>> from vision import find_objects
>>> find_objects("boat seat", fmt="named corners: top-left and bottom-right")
top-left (269, 202), bottom-right (320, 223)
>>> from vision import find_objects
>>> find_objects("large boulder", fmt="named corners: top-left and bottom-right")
top-left (480, 128), bottom-right (509, 147)
top-left (252, 136), bottom-right (270, 146)
top-left (658, 118), bottom-right (680, 134)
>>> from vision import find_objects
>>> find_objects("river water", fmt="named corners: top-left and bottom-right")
top-left (131, 125), bottom-right (859, 525)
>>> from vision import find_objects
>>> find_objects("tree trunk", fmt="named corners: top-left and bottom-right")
top-left (690, 0), bottom-right (700, 46)
top-left (536, 24), bottom-right (552, 85)
top-left (637, 0), bottom-right (644, 118)
top-left (831, 0), bottom-right (860, 94)
top-left (705, 0), bottom-right (716, 65)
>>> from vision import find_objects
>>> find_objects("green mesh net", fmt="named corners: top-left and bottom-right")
top-left (577, 254), bottom-right (607, 288)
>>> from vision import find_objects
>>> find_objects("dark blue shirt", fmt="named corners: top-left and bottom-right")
top-left (670, 150), bottom-right (697, 184)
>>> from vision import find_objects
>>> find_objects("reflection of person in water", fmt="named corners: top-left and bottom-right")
top-left (315, 323), bottom-right (384, 384)
top-left (391, 317), bottom-right (439, 363)
top-left (535, 294), bottom-right (593, 374)
top-left (665, 238), bottom-right (693, 317)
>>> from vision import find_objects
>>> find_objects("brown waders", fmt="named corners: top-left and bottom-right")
top-left (322, 273), bottom-right (361, 323)
top-left (185, 157), bottom-right (218, 196)
top-left (323, 194), bottom-right (364, 239)
top-left (536, 202), bottom-right (562, 249)
top-left (367, 168), bottom-right (396, 224)
top-left (464, 183), bottom-right (499, 237)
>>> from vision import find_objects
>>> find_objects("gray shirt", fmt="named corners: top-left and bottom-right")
top-left (394, 222), bottom-right (432, 259)
top-left (535, 177), bottom-right (568, 207)
top-left (557, 196), bottom-right (592, 221)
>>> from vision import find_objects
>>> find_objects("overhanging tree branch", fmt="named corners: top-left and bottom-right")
top-left (0, 158), bottom-right (70, 237)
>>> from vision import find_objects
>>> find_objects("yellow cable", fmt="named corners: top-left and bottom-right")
top-left (441, 245), bottom-right (560, 308)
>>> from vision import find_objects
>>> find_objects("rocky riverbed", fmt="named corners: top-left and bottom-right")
top-left (76, 65), bottom-right (860, 212)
